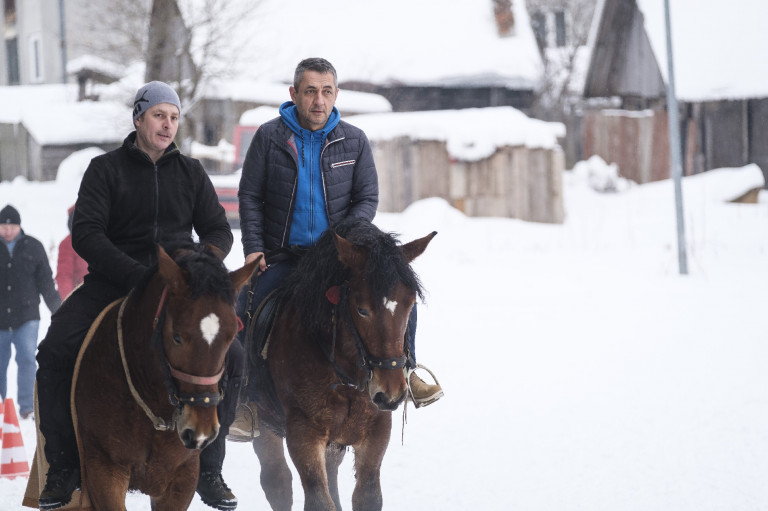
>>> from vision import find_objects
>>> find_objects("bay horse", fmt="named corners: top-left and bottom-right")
top-left (249, 218), bottom-right (436, 511)
top-left (71, 243), bottom-right (258, 510)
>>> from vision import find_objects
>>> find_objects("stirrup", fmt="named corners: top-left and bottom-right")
top-left (406, 363), bottom-right (444, 409)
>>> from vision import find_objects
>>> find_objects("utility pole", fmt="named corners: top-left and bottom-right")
top-left (664, 0), bottom-right (688, 275)
top-left (58, 0), bottom-right (67, 84)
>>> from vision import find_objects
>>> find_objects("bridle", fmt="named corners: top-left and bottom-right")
top-left (117, 286), bottom-right (225, 431)
top-left (321, 282), bottom-right (408, 392)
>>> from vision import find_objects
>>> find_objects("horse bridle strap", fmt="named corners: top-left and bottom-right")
top-left (324, 283), bottom-right (408, 391)
top-left (117, 290), bottom-right (175, 431)
top-left (151, 287), bottom-right (223, 409)
top-left (168, 364), bottom-right (225, 386)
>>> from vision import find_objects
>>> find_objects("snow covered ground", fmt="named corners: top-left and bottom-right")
top-left (1, 154), bottom-right (767, 510)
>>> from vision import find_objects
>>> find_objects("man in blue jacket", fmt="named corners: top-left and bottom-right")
top-left (233, 58), bottom-right (443, 441)
top-left (0, 205), bottom-right (61, 421)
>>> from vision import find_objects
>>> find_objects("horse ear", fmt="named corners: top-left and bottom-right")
top-left (400, 231), bottom-right (437, 263)
top-left (157, 245), bottom-right (187, 294)
top-left (335, 233), bottom-right (367, 270)
top-left (206, 244), bottom-right (226, 261)
top-left (230, 254), bottom-right (261, 293)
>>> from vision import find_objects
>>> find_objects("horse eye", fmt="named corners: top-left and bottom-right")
top-left (172, 333), bottom-right (182, 345)
top-left (357, 308), bottom-right (369, 317)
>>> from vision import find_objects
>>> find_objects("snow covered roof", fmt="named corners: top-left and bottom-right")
top-left (347, 107), bottom-right (565, 161)
top-left (0, 84), bottom-right (130, 145)
top-left (202, 79), bottom-right (393, 114)
top-left (637, 0), bottom-right (768, 100)
top-left (589, 0), bottom-right (768, 101)
top-left (233, 0), bottom-right (543, 89)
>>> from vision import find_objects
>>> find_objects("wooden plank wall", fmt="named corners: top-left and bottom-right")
top-left (583, 109), bottom-right (670, 183)
top-left (371, 138), bottom-right (565, 224)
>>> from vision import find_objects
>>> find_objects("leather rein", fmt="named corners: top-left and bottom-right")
top-left (117, 286), bottom-right (225, 431)
top-left (321, 282), bottom-right (408, 392)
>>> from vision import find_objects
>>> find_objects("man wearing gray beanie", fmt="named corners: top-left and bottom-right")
top-left (36, 82), bottom-right (242, 510)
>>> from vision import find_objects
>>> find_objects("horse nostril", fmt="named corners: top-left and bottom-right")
top-left (373, 392), bottom-right (402, 411)
top-left (180, 428), bottom-right (197, 449)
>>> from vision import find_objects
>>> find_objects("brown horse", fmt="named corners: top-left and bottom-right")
top-left (72, 244), bottom-right (258, 510)
top-left (249, 219), bottom-right (436, 511)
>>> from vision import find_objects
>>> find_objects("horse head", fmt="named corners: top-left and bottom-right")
top-left (156, 246), bottom-right (258, 449)
top-left (334, 228), bottom-right (437, 411)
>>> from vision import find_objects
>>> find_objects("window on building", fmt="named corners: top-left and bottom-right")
top-left (30, 35), bottom-right (43, 82)
top-left (4, 0), bottom-right (15, 25)
top-left (555, 10), bottom-right (567, 47)
top-left (5, 37), bottom-right (19, 85)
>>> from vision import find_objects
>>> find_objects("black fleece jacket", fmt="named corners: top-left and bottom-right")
top-left (72, 133), bottom-right (233, 292)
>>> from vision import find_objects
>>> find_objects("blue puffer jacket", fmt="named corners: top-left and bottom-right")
top-left (238, 108), bottom-right (379, 257)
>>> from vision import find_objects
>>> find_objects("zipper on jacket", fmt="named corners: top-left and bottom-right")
top-left (153, 163), bottom-right (160, 241)
top-left (280, 136), bottom-right (300, 248)
top-left (319, 136), bottom-right (345, 223)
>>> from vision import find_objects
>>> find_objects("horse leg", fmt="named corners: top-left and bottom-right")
top-left (82, 455), bottom-right (130, 511)
top-left (326, 443), bottom-right (346, 511)
top-left (285, 424), bottom-right (336, 511)
top-left (149, 459), bottom-right (199, 511)
top-left (351, 413), bottom-right (392, 511)
top-left (253, 427), bottom-right (293, 511)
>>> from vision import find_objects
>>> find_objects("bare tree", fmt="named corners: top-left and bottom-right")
top-left (526, 0), bottom-right (596, 119)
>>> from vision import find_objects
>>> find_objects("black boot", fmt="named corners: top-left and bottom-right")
top-left (39, 467), bottom-right (81, 510)
top-left (197, 471), bottom-right (238, 510)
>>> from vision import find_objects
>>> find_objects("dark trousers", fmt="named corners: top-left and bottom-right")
top-left (36, 276), bottom-right (243, 474)
top-left (36, 277), bottom-right (125, 469)
top-left (199, 338), bottom-right (244, 473)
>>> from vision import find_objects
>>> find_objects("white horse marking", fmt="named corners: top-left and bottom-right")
top-left (200, 313), bottom-right (220, 345)
top-left (383, 298), bottom-right (397, 315)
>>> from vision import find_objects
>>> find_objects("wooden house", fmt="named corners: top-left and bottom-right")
top-left (582, 0), bottom-right (768, 185)
top-left (226, 0), bottom-right (543, 114)
top-left (0, 85), bottom-right (127, 181)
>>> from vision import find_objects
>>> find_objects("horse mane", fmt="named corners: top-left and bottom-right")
top-left (279, 218), bottom-right (424, 333)
top-left (133, 237), bottom-right (235, 303)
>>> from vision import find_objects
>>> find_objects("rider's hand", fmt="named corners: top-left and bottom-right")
top-left (245, 252), bottom-right (267, 275)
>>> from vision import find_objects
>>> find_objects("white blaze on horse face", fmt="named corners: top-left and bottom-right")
top-left (200, 313), bottom-right (220, 345)
top-left (383, 297), bottom-right (398, 316)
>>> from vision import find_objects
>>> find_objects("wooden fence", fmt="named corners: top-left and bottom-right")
top-left (370, 137), bottom-right (564, 223)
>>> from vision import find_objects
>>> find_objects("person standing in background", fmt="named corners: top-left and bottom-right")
top-left (55, 206), bottom-right (88, 300)
top-left (0, 204), bottom-right (61, 420)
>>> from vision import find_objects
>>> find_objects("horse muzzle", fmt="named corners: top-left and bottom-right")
top-left (175, 406), bottom-right (220, 450)
top-left (368, 369), bottom-right (407, 411)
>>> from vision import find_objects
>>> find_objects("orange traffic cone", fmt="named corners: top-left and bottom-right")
top-left (1, 398), bottom-right (29, 479)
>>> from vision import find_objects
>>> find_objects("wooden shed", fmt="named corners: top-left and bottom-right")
top-left (0, 86), bottom-right (128, 182)
top-left (349, 107), bottom-right (565, 223)
top-left (582, 0), bottom-right (768, 186)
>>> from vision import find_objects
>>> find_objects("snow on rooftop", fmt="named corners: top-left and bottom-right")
top-left (636, 0), bottom-right (768, 101)
top-left (347, 107), bottom-right (565, 161)
top-left (66, 55), bottom-right (124, 80)
top-left (203, 80), bottom-right (392, 114)
top-left (233, 0), bottom-right (543, 89)
top-left (0, 84), bottom-right (130, 145)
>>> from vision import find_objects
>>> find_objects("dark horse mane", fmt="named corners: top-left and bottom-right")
top-left (278, 218), bottom-right (424, 333)
top-left (132, 238), bottom-right (235, 303)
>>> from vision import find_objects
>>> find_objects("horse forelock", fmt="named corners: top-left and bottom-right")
top-left (172, 247), bottom-right (235, 303)
top-left (132, 244), bottom-right (235, 304)
top-left (282, 219), bottom-right (423, 332)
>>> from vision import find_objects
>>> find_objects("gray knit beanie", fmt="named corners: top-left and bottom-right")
top-left (132, 81), bottom-right (181, 122)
